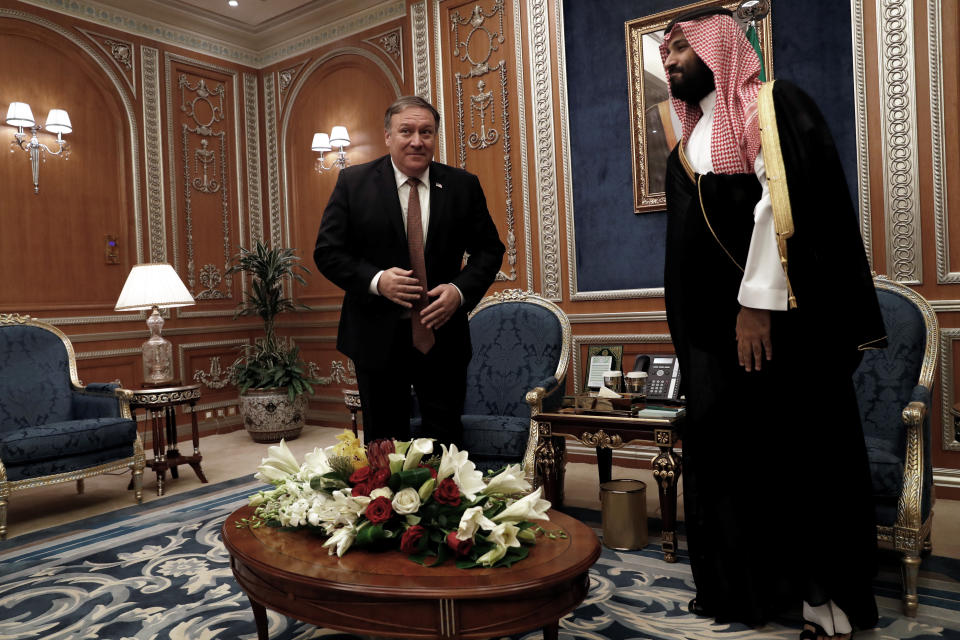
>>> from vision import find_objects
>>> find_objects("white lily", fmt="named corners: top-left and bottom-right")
top-left (254, 464), bottom-right (293, 485)
top-left (456, 505), bottom-right (496, 541)
top-left (388, 452), bottom-right (406, 474)
top-left (453, 459), bottom-right (486, 501)
top-left (476, 543), bottom-right (507, 567)
top-left (492, 487), bottom-right (551, 522)
top-left (260, 439), bottom-right (300, 474)
top-left (302, 446), bottom-right (334, 476)
top-left (485, 522), bottom-right (521, 548)
top-left (403, 438), bottom-right (434, 470)
top-left (437, 444), bottom-right (470, 482)
top-left (482, 464), bottom-right (531, 495)
top-left (323, 525), bottom-right (356, 556)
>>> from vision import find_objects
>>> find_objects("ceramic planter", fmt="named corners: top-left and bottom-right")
top-left (239, 387), bottom-right (306, 443)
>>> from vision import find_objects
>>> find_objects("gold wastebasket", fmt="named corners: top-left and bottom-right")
top-left (599, 479), bottom-right (648, 550)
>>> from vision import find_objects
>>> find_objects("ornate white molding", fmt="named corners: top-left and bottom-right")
top-left (514, 0), bottom-right (533, 292)
top-left (928, 0), bottom-right (953, 284)
top-left (411, 0), bottom-right (432, 101)
top-left (141, 46), bottom-right (166, 263)
top-left (243, 73), bottom-right (265, 246)
top-left (527, 0), bottom-right (561, 300)
top-left (568, 311), bottom-right (667, 324)
top-left (851, 0), bottom-right (873, 267)
top-left (877, 0), bottom-right (921, 283)
top-left (939, 328), bottom-right (960, 451)
top-left (77, 28), bottom-right (136, 96)
top-left (364, 26), bottom-right (404, 80)
top-left (76, 347), bottom-right (141, 360)
top-left (263, 73), bottom-right (283, 249)
top-left (0, 8), bottom-right (145, 326)
top-left (177, 338), bottom-right (249, 391)
top-left (19, 0), bottom-right (406, 68)
top-left (431, 0), bottom-right (447, 163)
top-left (571, 334), bottom-right (673, 393)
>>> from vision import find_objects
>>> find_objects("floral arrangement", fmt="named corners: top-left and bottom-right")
top-left (243, 430), bottom-right (554, 568)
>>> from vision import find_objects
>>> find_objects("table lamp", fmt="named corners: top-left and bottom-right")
top-left (115, 263), bottom-right (196, 385)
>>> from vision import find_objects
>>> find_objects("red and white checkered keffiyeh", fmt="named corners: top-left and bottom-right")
top-left (659, 14), bottom-right (762, 175)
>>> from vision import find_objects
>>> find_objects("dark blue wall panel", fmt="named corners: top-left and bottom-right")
top-left (565, 0), bottom-right (856, 292)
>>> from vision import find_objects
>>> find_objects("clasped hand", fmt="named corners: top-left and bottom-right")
top-left (378, 267), bottom-right (459, 329)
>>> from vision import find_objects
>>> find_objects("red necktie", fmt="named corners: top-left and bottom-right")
top-left (406, 178), bottom-right (435, 353)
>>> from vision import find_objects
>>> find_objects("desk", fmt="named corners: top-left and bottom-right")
top-left (223, 505), bottom-right (599, 640)
top-left (534, 408), bottom-right (683, 561)
top-left (130, 384), bottom-right (207, 496)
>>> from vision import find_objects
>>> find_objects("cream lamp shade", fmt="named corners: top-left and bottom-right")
top-left (5, 102), bottom-right (35, 128)
top-left (44, 109), bottom-right (72, 135)
top-left (311, 132), bottom-right (331, 152)
top-left (115, 263), bottom-right (195, 385)
top-left (329, 125), bottom-right (350, 147)
top-left (115, 263), bottom-right (195, 311)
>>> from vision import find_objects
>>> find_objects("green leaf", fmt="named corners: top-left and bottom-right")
top-left (395, 467), bottom-right (430, 489)
top-left (355, 524), bottom-right (387, 546)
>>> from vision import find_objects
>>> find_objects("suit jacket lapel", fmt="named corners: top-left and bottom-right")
top-left (377, 156), bottom-right (406, 244)
top-left (425, 162), bottom-right (446, 255)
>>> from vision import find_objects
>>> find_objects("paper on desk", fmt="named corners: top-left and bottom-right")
top-left (597, 385), bottom-right (621, 398)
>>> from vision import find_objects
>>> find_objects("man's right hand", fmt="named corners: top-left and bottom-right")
top-left (377, 267), bottom-right (424, 308)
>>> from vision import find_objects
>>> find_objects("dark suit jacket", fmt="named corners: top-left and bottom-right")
top-left (314, 155), bottom-right (505, 370)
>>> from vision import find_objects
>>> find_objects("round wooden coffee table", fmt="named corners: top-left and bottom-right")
top-left (223, 505), bottom-right (601, 639)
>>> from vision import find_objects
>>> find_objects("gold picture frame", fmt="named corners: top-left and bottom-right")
top-left (625, 0), bottom-right (774, 213)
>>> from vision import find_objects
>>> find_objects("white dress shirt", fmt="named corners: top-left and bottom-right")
top-left (369, 161), bottom-right (463, 305)
top-left (683, 90), bottom-right (788, 311)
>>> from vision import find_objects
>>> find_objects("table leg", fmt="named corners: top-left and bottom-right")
top-left (535, 429), bottom-right (566, 508)
top-left (652, 428), bottom-right (681, 563)
top-left (166, 407), bottom-right (179, 479)
top-left (249, 597), bottom-right (269, 640)
top-left (596, 446), bottom-right (613, 484)
top-left (542, 621), bottom-right (559, 640)
top-left (152, 410), bottom-right (166, 497)
top-left (188, 401), bottom-right (207, 483)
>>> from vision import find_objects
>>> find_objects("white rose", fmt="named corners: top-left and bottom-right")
top-left (369, 486), bottom-right (394, 501)
top-left (391, 487), bottom-right (422, 514)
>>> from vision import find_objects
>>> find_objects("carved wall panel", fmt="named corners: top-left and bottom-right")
top-left (433, 0), bottom-right (526, 285)
top-left (165, 54), bottom-right (245, 316)
top-left (411, 0), bottom-right (432, 101)
top-left (364, 26), bottom-right (404, 79)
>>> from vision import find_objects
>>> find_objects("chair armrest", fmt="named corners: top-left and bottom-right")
top-left (525, 375), bottom-right (562, 413)
top-left (72, 383), bottom-right (134, 419)
top-left (902, 384), bottom-right (930, 428)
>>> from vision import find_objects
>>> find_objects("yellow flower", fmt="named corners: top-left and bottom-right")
top-left (333, 429), bottom-right (368, 469)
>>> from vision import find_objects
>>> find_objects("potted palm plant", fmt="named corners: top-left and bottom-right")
top-left (226, 241), bottom-right (318, 442)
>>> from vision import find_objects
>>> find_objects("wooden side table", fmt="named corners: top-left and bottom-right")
top-left (130, 383), bottom-right (207, 496)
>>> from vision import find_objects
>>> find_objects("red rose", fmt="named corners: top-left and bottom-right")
top-left (400, 525), bottom-right (427, 554)
top-left (445, 530), bottom-right (473, 557)
top-left (365, 496), bottom-right (393, 524)
top-left (349, 466), bottom-right (372, 484)
top-left (370, 468), bottom-right (392, 489)
top-left (419, 463), bottom-right (438, 479)
top-left (351, 482), bottom-right (371, 497)
top-left (433, 478), bottom-right (461, 506)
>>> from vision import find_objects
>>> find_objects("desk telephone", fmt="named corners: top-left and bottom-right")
top-left (633, 354), bottom-right (682, 402)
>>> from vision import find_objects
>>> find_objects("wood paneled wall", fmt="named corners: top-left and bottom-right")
top-left (3, 0), bottom-right (960, 493)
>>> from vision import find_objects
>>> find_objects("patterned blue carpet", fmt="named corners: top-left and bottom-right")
top-left (1, 478), bottom-right (959, 640)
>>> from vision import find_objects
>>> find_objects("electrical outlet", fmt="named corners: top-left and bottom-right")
top-left (205, 411), bottom-right (213, 419)
top-left (105, 235), bottom-right (120, 264)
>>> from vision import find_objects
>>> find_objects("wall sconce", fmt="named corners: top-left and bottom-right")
top-left (312, 125), bottom-right (349, 172)
top-left (5, 102), bottom-right (72, 194)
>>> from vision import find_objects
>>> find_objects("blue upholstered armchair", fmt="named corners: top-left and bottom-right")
top-left (412, 290), bottom-right (570, 479)
top-left (853, 276), bottom-right (938, 617)
top-left (0, 314), bottom-right (145, 538)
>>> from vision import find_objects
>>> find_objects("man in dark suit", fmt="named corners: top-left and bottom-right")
top-left (314, 96), bottom-right (505, 446)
